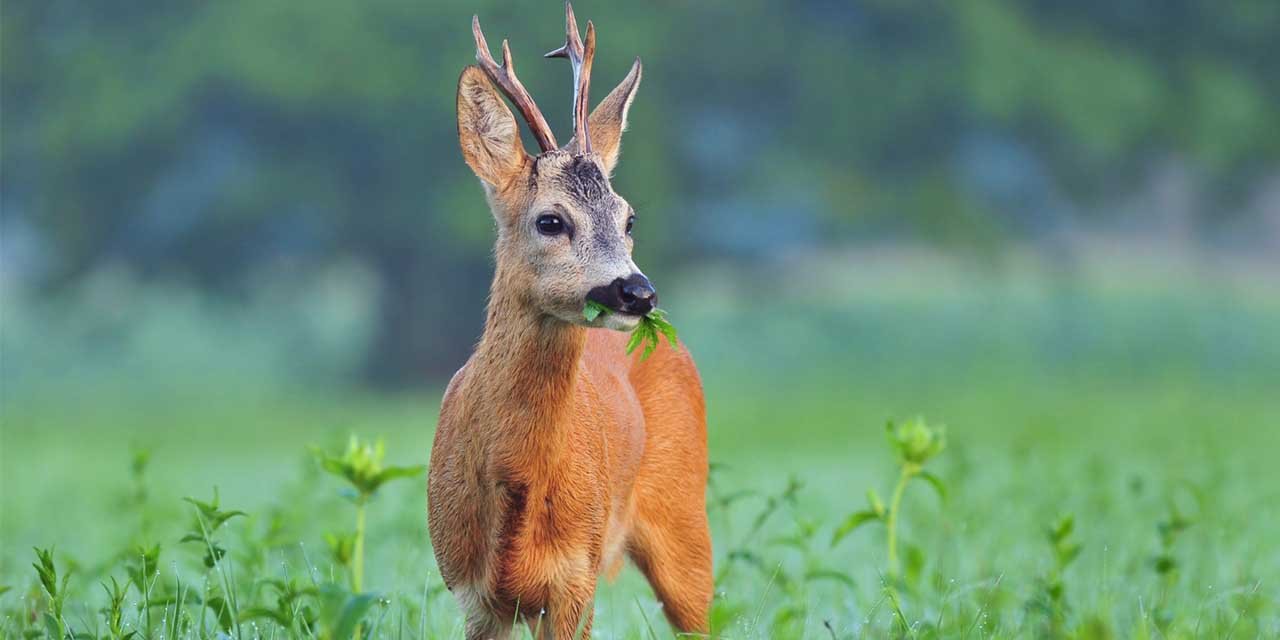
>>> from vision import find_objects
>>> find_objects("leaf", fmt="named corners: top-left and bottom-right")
top-left (867, 488), bottom-right (886, 516)
top-left (1048, 514), bottom-right (1075, 542)
top-left (766, 534), bottom-right (811, 552)
top-left (916, 470), bottom-right (948, 502)
top-left (1059, 541), bottom-right (1082, 567)
top-left (126, 545), bottom-right (160, 592)
top-left (313, 436), bottom-right (420, 500)
top-left (803, 569), bottom-right (856, 591)
top-left (204, 595), bottom-right (237, 633)
top-left (33, 547), bottom-right (60, 598)
top-left (772, 603), bottom-right (805, 632)
top-left (583, 301), bottom-right (609, 322)
top-left (713, 489), bottom-right (758, 510)
top-left (43, 612), bottom-right (62, 640)
top-left (317, 586), bottom-right (379, 640)
top-left (239, 606), bottom-right (289, 627)
top-left (368, 464), bottom-right (426, 493)
top-left (623, 308), bottom-right (680, 360)
top-left (781, 475), bottom-right (805, 504)
top-left (725, 550), bottom-right (767, 573)
top-left (202, 543), bottom-right (227, 569)
top-left (830, 510), bottom-right (880, 547)
top-left (641, 329), bottom-right (659, 360)
top-left (903, 543), bottom-right (926, 587)
top-left (625, 325), bottom-right (646, 354)
top-left (212, 510), bottom-right (247, 529)
top-left (377, 464), bottom-right (426, 481)
top-left (319, 458), bottom-right (349, 478)
top-left (325, 533), bottom-right (355, 566)
top-left (645, 309), bottom-right (679, 347)
top-left (182, 489), bottom-right (246, 532)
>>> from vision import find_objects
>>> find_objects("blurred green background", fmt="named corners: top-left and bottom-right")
top-left (3, 1), bottom-right (1280, 636)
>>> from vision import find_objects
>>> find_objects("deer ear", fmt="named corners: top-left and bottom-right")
top-left (457, 65), bottom-right (530, 189)
top-left (587, 58), bottom-right (641, 175)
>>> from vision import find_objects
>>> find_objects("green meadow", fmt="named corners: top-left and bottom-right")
top-left (3, 259), bottom-right (1279, 638)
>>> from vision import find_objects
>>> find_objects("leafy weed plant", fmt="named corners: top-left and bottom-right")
top-left (5, 410), bottom-right (1277, 639)
top-left (831, 418), bottom-right (946, 631)
top-left (32, 547), bottom-right (71, 640)
top-left (583, 301), bottom-right (678, 360)
top-left (313, 436), bottom-right (424, 594)
top-left (1027, 514), bottom-right (1082, 636)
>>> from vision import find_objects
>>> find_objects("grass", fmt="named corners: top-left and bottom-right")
top-left (3, 263), bottom-right (1280, 638)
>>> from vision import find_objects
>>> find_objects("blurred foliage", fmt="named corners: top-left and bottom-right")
top-left (3, 0), bottom-right (1278, 384)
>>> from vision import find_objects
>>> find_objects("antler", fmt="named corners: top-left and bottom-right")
top-left (544, 2), bottom-right (596, 155)
top-left (472, 15), bottom-right (559, 152)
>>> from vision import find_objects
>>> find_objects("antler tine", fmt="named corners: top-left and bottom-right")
top-left (544, 2), bottom-right (595, 155)
top-left (472, 14), bottom-right (558, 152)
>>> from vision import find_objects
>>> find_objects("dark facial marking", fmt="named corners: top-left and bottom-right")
top-left (556, 156), bottom-right (609, 206)
top-left (588, 203), bottom-right (624, 253)
top-left (547, 156), bottom-right (626, 254)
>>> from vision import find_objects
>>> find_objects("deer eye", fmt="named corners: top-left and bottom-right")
top-left (535, 214), bottom-right (565, 236)
top-left (626, 215), bottom-right (635, 235)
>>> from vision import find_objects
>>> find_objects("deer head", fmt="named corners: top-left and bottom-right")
top-left (458, 3), bottom-right (648, 331)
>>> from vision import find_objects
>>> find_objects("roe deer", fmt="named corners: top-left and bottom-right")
top-left (427, 4), bottom-right (712, 639)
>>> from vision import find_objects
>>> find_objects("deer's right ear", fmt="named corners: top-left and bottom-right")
top-left (457, 65), bottom-right (530, 189)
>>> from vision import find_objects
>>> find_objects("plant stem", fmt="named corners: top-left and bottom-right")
top-left (353, 498), bottom-right (368, 640)
top-left (886, 464), bottom-right (917, 581)
top-left (353, 500), bottom-right (367, 593)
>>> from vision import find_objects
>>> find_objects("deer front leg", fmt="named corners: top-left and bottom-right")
top-left (627, 506), bottom-right (714, 634)
top-left (462, 598), bottom-right (513, 640)
top-left (524, 577), bottom-right (595, 640)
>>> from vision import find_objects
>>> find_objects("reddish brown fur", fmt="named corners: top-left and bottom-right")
top-left (429, 312), bottom-right (711, 638)
top-left (428, 27), bottom-right (711, 639)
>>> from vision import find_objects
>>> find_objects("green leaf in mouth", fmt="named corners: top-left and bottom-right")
top-left (581, 303), bottom-right (680, 361)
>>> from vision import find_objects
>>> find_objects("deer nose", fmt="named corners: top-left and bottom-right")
top-left (619, 275), bottom-right (656, 315)
top-left (587, 274), bottom-right (656, 316)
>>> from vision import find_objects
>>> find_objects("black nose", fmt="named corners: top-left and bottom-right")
top-left (586, 274), bottom-right (656, 316)
top-left (619, 275), bottom-right (656, 314)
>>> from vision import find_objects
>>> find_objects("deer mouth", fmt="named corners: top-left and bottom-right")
top-left (585, 275), bottom-right (656, 318)
top-left (599, 311), bottom-right (642, 332)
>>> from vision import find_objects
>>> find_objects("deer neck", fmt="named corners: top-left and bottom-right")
top-left (469, 263), bottom-right (586, 440)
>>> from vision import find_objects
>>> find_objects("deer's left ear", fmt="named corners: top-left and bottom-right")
top-left (588, 58), bottom-right (642, 175)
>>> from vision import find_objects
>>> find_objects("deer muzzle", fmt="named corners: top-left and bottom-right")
top-left (587, 273), bottom-right (655, 316)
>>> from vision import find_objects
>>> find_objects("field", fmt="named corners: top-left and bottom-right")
top-left (3, 255), bottom-right (1279, 638)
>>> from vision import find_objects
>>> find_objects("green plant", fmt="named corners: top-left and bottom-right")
top-left (765, 519), bottom-right (858, 637)
top-left (1151, 500), bottom-right (1192, 581)
top-left (582, 302), bottom-right (679, 360)
top-left (122, 544), bottom-right (162, 638)
top-left (240, 578), bottom-right (318, 633)
top-left (32, 547), bottom-right (71, 640)
top-left (180, 488), bottom-right (247, 637)
top-left (181, 489), bottom-right (246, 570)
top-left (1027, 514), bottom-right (1083, 636)
top-left (99, 576), bottom-right (135, 640)
top-left (829, 417), bottom-right (946, 633)
top-left (710, 476), bottom-right (801, 601)
top-left (313, 436), bottom-right (424, 593)
top-left (832, 419), bottom-right (946, 581)
top-left (1149, 495), bottom-right (1194, 632)
top-left (314, 584), bottom-right (380, 640)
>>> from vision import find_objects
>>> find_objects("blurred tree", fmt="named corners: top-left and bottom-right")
top-left (3, 0), bottom-right (1277, 385)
